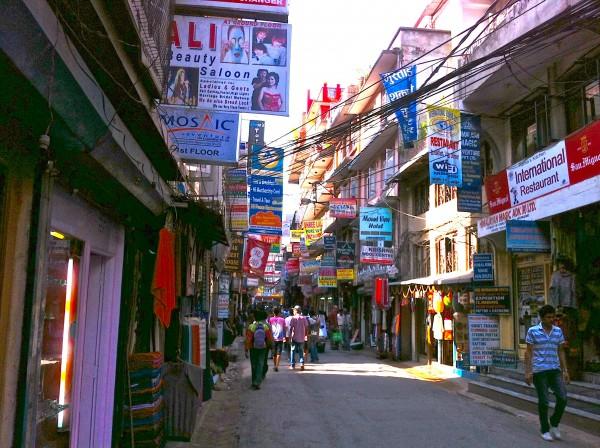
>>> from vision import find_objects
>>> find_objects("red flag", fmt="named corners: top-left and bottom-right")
top-left (243, 237), bottom-right (271, 276)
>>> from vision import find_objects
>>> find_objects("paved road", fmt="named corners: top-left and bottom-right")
top-left (236, 347), bottom-right (598, 448)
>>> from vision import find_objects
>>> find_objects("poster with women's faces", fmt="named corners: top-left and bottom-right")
top-left (166, 15), bottom-right (291, 116)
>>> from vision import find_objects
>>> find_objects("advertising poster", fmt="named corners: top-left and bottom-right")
top-left (318, 266), bottom-right (337, 288)
top-left (473, 287), bottom-right (511, 314)
top-left (225, 167), bottom-right (248, 231)
top-left (300, 259), bottom-right (320, 274)
top-left (468, 315), bottom-right (500, 366)
top-left (380, 66), bottom-right (417, 144)
top-left (336, 241), bottom-right (355, 280)
top-left (224, 233), bottom-right (244, 272)
top-left (167, 16), bottom-right (291, 116)
top-left (359, 207), bottom-right (393, 241)
top-left (251, 144), bottom-right (284, 175)
top-left (242, 237), bottom-right (271, 276)
top-left (328, 198), bottom-right (357, 219)
top-left (249, 175), bottom-right (283, 236)
top-left (161, 109), bottom-right (240, 164)
top-left (285, 257), bottom-right (299, 275)
top-left (457, 113), bottom-right (482, 212)
top-left (176, 0), bottom-right (289, 16)
top-left (360, 246), bottom-right (394, 265)
top-left (290, 229), bottom-right (304, 242)
top-left (428, 106), bottom-right (462, 187)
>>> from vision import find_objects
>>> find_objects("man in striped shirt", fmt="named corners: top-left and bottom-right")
top-left (525, 304), bottom-right (570, 442)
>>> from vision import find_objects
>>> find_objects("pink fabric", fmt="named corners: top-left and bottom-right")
top-left (152, 228), bottom-right (176, 328)
top-left (267, 316), bottom-right (287, 341)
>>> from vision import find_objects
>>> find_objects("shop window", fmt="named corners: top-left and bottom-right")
top-left (415, 241), bottom-right (430, 278)
top-left (413, 179), bottom-right (429, 215)
top-left (434, 184), bottom-right (456, 207)
top-left (436, 234), bottom-right (457, 274)
top-left (36, 232), bottom-right (83, 446)
top-left (510, 93), bottom-right (550, 162)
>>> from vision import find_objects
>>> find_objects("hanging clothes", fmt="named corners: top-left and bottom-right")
top-left (152, 228), bottom-right (176, 328)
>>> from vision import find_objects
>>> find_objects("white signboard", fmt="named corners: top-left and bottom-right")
top-left (166, 16), bottom-right (291, 116)
top-left (161, 109), bottom-right (240, 164)
top-left (468, 315), bottom-right (500, 366)
top-left (176, 0), bottom-right (289, 16)
top-left (478, 174), bottom-right (600, 237)
top-left (506, 140), bottom-right (569, 206)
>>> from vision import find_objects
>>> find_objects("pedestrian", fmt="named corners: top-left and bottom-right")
top-left (328, 305), bottom-right (339, 350)
top-left (284, 308), bottom-right (294, 363)
top-left (288, 305), bottom-right (308, 370)
top-left (245, 309), bottom-right (273, 390)
top-left (307, 309), bottom-right (320, 363)
top-left (525, 304), bottom-right (570, 442)
top-left (267, 307), bottom-right (287, 372)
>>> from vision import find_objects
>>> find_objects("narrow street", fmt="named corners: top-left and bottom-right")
top-left (222, 344), bottom-right (598, 448)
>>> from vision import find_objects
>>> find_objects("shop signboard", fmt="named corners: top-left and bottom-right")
top-left (427, 106), bottom-right (462, 187)
top-left (359, 207), bottom-right (393, 241)
top-left (380, 66), bottom-right (417, 144)
top-left (162, 109), bottom-right (240, 164)
top-left (565, 118), bottom-right (600, 184)
top-left (506, 220), bottom-right (550, 252)
top-left (251, 145), bottom-right (284, 175)
top-left (291, 242), bottom-right (300, 256)
top-left (224, 234), bottom-right (244, 272)
top-left (217, 293), bottom-right (229, 318)
top-left (300, 259), bottom-right (320, 274)
top-left (360, 245), bottom-right (394, 265)
top-left (473, 253), bottom-right (494, 282)
top-left (323, 236), bottom-right (336, 250)
top-left (484, 169), bottom-right (511, 214)
top-left (290, 229), bottom-right (304, 242)
top-left (468, 315), bottom-right (500, 366)
top-left (457, 113), bottom-right (482, 212)
top-left (336, 241), bottom-right (355, 280)
top-left (473, 287), bottom-right (511, 314)
top-left (328, 198), bottom-right (357, 219)
top-left (248, 120), bottom-right (265, 146)
top-left (176, 0), bottom-right (289, 16)
top-left (492, 349), bottom-right (518, 368)
top-left (303, 220), bottom-right (322, 245)
top-left (166, 16), bottom-right (291, 116)
top-left (225, 167), bottom-right (248, 231)
top-left (285, 257), bottom-right (299, 275)
top-left (249, 175), bottom-right (283, 236)
top-left (318, 266), bottom-right (337, 288)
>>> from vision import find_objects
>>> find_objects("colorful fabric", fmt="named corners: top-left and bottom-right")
top-left (152, 228), bottom-right (176, 328)
top-left (268, 316), bottom-right (287, 341)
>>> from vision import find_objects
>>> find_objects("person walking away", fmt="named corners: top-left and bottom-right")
top-left (328, 306), bottom-right (339, 350)
top-left (288, 305), bottom-right (308, 370)
top-left (308, 310), bottom-right (320, 363)
top-left (284, 309), bottom-right (294, 364)
top-left (267, 307), bottom-right (287, 371)
top-left (245, 309), bottom-right (273, 389)
top-left (525, 305), bottom-right (570, 441)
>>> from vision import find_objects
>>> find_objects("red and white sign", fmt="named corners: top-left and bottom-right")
top-left (243, 237), bottom-right (271, 276)
top-left (360, 246), bottom-right (394, 265)
top-left (566, 119), bottom-right (600, 184)
top-left (285, 257), bottom-right (299, 274)
top-left (484, 170), bottom-right (510, 214)
top-left (328, 198), bottom-right (357, 219)
top-left (374, 277), bottom-right (390, 309)
top-left (176, 0), bottom-right (288, 15)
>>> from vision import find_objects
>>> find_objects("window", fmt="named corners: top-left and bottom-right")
top-left (510, 93), bottom-right (550, 162)
top-left (415, 242), bottom-right (430, 278)
top-left (481, 140), bottom-right (495, 178)
top-left (436, 234), bottom-right (457, 274)
top-left (585, 80), bottom-right (600, 123)
top-left (434, 184), bottom-right (456, 207)
top-left (413, 179), bottom-right (429, 215)
top-left (367, 165), bottom-right (377, 199)
top-left (466, 226), bottom-right (478, 270)
top-left (350, 177), bottom-right (359, 199)
top-left (384, 148), bottom-right (395, 183)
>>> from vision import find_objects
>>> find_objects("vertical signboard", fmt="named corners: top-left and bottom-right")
top-left (468, 315), bottom-right (500, 366)
top-left (167, 16), bottom-right (291, 116)
top-left (473, 253), bottom-right (494, 282)
top-left (457, 113), bottom-right (482, 212)
top-left (428, 106), bottom-right (462, 187)
top-left (336, 242), bottom-right (355, 280)
top-left (249, 174), bottom-right (283, 235)
top-left (224, 233), bottom-right (244, 272)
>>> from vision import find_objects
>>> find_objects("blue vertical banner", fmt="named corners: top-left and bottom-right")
top-left (457, 113), bottom-right (482, 212)
top-left (380, 66), bottom-right (417, 144)
top-left (249, 175), bottom-right (283, 236)
top-left (428, 106), bottom-right (463, 187)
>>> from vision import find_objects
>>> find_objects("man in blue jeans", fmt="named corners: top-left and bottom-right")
top-left (525, 304), bottom-right (570, 442)
top-left (288, 305), bottom-right (308, 370)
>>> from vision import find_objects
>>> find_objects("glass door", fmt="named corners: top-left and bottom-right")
top-left (36, 231), bottom-right (82, 447)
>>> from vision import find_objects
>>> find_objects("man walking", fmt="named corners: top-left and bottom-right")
top-left (245, 309), bottom-right (273, 390)
top-left (288, 305), bottom-right (308, 370)
top-left (525, 304), bottom-right (570, 441)
top-left (267, 307), bottom-right (286, 372)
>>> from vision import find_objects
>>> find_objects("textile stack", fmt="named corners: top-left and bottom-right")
top-left (123, 352), bottom-right (164, 448)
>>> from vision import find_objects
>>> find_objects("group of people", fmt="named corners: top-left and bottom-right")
top-left (327, 305), bottom-right (353, 350)
top-left (244, 305), bottom-right (326, 389)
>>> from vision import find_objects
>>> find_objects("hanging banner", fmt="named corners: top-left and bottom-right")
top-left (473, 253), bottom-right (494, 282)
top-left (224, 233), bottom-right (244, 272)
top-left (380, 66), bottom-right (417, 144)
top-left (243, 237), bottom-right (271, 276)
top-left (285, 257), bottom-right (299, 275)
top-left (323, 236), bottom-right (336, 250)
top-left (161, 109), bottom-right (240, 164)
top-left (291, 242), bottom-right (300, 256)
top-left (166, 16), bottom-right (291, 116)
top-left (468, 315), bottom-right (500, 366)
top-left (328, 198), bottom-right (357, 219)
top-left (428, 106), bottom-right (462, 187)
top-left (336, 241), bottom-right (355, 280)
top-left (299, 259), bottom-right (320, 274)
top-left (249, 175), bottom-right (283, 236)
top-left (225, 167), bottom-right (248, 231)
top-left (299, 236), bottom-right (309, 258)
top-left (255, 234), bottom-right (281, 253)
top-left (359, 207), bottom-right (392, 241)
top-left (457, 114), bottom-right (482, 212)
top-left (566, 118), bottom-right (600, 184)
top-left (360, 246), bottom-right (394, 265)
top-left (484, 169), bottom-right (511, 214)
top-left (506, 220), bottom-right (550, 252)
top-left (303, 220), bottom-right (323, 245)
top-left (248, 120), bottom-right (265, 146)
top-left (290, 229), bottom-right (304, 242)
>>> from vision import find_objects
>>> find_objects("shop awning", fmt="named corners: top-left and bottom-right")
top-left (391, 270), bottom-right (473, 286)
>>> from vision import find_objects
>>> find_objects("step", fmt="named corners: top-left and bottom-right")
top-left (481, 374), bottom-right (600, 416)
top-left (468, 380), bottom-right (600, 437)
